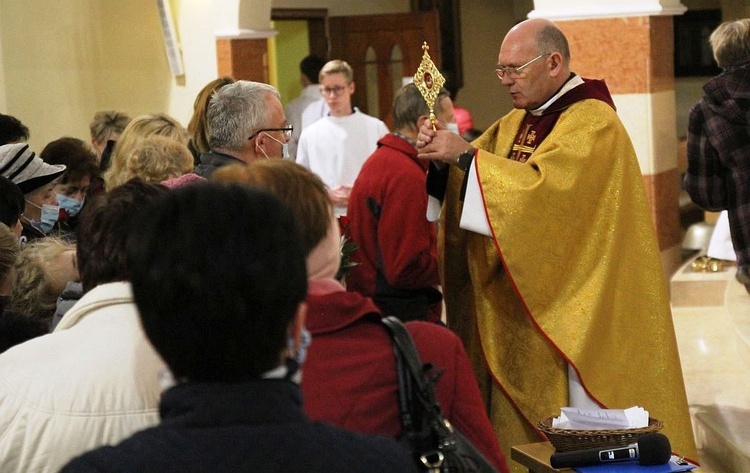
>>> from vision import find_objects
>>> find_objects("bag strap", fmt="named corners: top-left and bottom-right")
top-left (383, 316), bottom-right (450, 471)
top-left (382, 316), bottom-right (434, 400)
top-left (382, 316), bottom-right (444, 425)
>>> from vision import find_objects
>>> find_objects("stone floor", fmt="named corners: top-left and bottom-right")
top-left (671, 253), bottom-right (750, 473)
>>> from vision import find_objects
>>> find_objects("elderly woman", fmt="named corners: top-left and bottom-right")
top-left (103, 113), bottom-right (191, 190)
top-left (0, 143), bottom-right (66, 242)
top-left (7, 237), bottom-right (78, 328)
top-left (212, 160), bottom-right (508, 473)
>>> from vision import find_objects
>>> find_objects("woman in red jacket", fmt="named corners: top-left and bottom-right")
top-left (212, 160), bottom-right (508, 473)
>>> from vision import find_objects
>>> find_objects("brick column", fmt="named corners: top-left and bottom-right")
top-left (216, 38), bottom-right (270, 83)
top-left (530, 1), bottom-right (687, 276)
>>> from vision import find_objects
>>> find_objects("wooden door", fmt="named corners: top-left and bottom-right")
top-left (329, 11), bottom-right (440, 127)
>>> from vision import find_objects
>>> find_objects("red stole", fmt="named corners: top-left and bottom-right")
top-left (509, 78), bottom-right (615, 163)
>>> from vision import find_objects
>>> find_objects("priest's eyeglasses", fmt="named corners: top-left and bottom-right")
top-left (495, 53), bottom-right (551, 79)
top-left (248, 125), bottom-right (294, 141)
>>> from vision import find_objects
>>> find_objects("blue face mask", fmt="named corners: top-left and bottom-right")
top-left (26, 201), bottom-right (60, 234)
top-left (56, 193), bottom-right (84, 217)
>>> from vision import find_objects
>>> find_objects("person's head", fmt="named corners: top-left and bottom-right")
top-left (9, 237), bottom-right (78, 324)
top-left (300, 54), bottom-right (326, 86)
top-left (0, 143), bottom-right (66, 227)
top-left (126, 183), bottom-right (308, 382)
top-left (40, 137), bottom-right (100, 216)
top-left (89, 111), bottom-right (132, 162)
top-left (76, 178), bottom-right (169, 293)
top-left (0, 177), bottom-right (25, 237)
top-left (0, 114), bottom-right (30, 145)
top-left (392, 83), bottom-right (454, 137)
top-left (709, 19), bottom-right (750, 70)
top-left (187, 77), bottom-right (236, 157)
top-left (0, 223), bottom-right (20, 295)
top-left (103, 113), bottom-right (188, 190)
top-left (207, 80), bottom-right (289, 162)
top-left (212, 161), bottom-right (337, 279)
top-left (104, 135), bottom-right (193, 191)
top-left (496, 18), bottom-right (571, 110)
top-left (319, 59), bottom-right (355, 117)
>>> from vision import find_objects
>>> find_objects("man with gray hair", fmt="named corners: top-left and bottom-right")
top-left (685, 18), bottom-right (750, 293)
top-left (195, 80), bottom-right (291, 178)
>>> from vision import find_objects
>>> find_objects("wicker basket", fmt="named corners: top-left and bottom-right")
top-left (537, 416), bottom-right (663, 452)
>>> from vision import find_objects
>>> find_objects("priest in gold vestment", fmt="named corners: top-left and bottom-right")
top-left (417, 18), bottom-right (698, 471)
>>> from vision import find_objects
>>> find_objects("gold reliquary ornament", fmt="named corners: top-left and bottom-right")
top-left (413, 41), bottom-right (445, 130)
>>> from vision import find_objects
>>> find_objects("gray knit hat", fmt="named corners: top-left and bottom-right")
top-left (0, 143), bottom-right (65, 194)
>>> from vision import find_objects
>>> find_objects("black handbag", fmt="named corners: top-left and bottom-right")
top-left (382, 316), bottom-right (498, 473)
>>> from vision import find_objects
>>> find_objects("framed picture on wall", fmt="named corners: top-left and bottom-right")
top-left (674, 9), bottom-right (722, 77)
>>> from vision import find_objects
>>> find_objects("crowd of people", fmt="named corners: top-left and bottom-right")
top-left (0, 14), bottom-right (726, 472)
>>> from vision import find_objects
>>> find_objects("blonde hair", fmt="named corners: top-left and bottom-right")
top-left (0, 223), bottom-right (19, 285)
top-left (108, 136), bottom-right (193, 189)
top-left (320, 59), bottom-right (354, 83)
top-left (104, 113), bottom-right (189, 190)
top-left (710, 19), bottom-right (750, 69)
top-left (187, 77), bottom-right (235, 155)
top-left (9, 237), bottom-right (77, 323)
top-left (212, 161), bottom-right (331, 256)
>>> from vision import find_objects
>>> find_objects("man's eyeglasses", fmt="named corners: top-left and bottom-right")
top-left (495, 52), bottom-right (551, 79)
top-left (320, 85), bottom-right (347, 97)
top-left (248, 125), bottom-right (293, 141)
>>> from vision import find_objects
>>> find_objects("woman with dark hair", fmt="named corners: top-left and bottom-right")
top-left (40, 137), bottom-right (101, 237)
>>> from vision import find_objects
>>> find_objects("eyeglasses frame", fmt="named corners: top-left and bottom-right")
top-left (248, 125), bottom-right (294, 141)
top-left (319, 85), bottom-right (349, 97)
top-left (495, 52), bottom-right (552, 79)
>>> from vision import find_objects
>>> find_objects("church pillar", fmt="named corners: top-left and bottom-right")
top-left (530, 0), bottom-right (687, 276)
top-left (214, 0), bottom-right (277, 82)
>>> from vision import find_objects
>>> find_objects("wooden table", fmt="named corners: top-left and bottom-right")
top-left (511, 442), bottom-right (571, 472)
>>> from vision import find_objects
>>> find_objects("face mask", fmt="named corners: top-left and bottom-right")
top-left (25, 201), bottom-right (60, 234)
top-left (260, 132), bottom-right (290, 159)
top-left (444, 122), bottom-right (460, 135)
top-left (56, 193), bottom-right (84, 217)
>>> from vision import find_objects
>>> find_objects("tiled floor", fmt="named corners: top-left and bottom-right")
top-left (671, 254), bottom-right (750, 472)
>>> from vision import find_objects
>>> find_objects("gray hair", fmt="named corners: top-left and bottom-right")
top-left (536, 23), bottom-right (571, 66)
top-left (392, 83), bottom-right (449, 131)
top-left (207, 81), bottom-right (281, 151)
top-left (710, 19), bottom-right (750, 69)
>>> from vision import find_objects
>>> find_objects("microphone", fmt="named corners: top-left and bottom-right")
top-left (549, 433), bottom-right (671, 469)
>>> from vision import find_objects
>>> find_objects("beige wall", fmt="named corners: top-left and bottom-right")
top-left (0, 0), bottom-right (414, 153)
top-left (0, 0), bottom-right (177, 152)
top-left (457, 0), bottom-right (532, 131)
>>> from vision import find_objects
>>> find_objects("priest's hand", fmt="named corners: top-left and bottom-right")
top-left (416, 119), bottom-right (472, 166)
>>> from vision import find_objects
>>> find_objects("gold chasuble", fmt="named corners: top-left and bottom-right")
top-left (439, 79), bottom-right (697, 470)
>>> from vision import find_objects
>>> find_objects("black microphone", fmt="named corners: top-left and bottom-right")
top-left (549, 433), bottom-right (671, 469)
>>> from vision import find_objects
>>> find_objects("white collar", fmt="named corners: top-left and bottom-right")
top-left (529, 74), bottom-right (584, 116)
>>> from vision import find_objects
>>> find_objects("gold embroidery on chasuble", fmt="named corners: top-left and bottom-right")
top-left (508, 113), bottom-right (561, 163)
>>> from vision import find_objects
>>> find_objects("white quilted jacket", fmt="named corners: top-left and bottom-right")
top-left (0, 281), bottom-right (166, 473)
